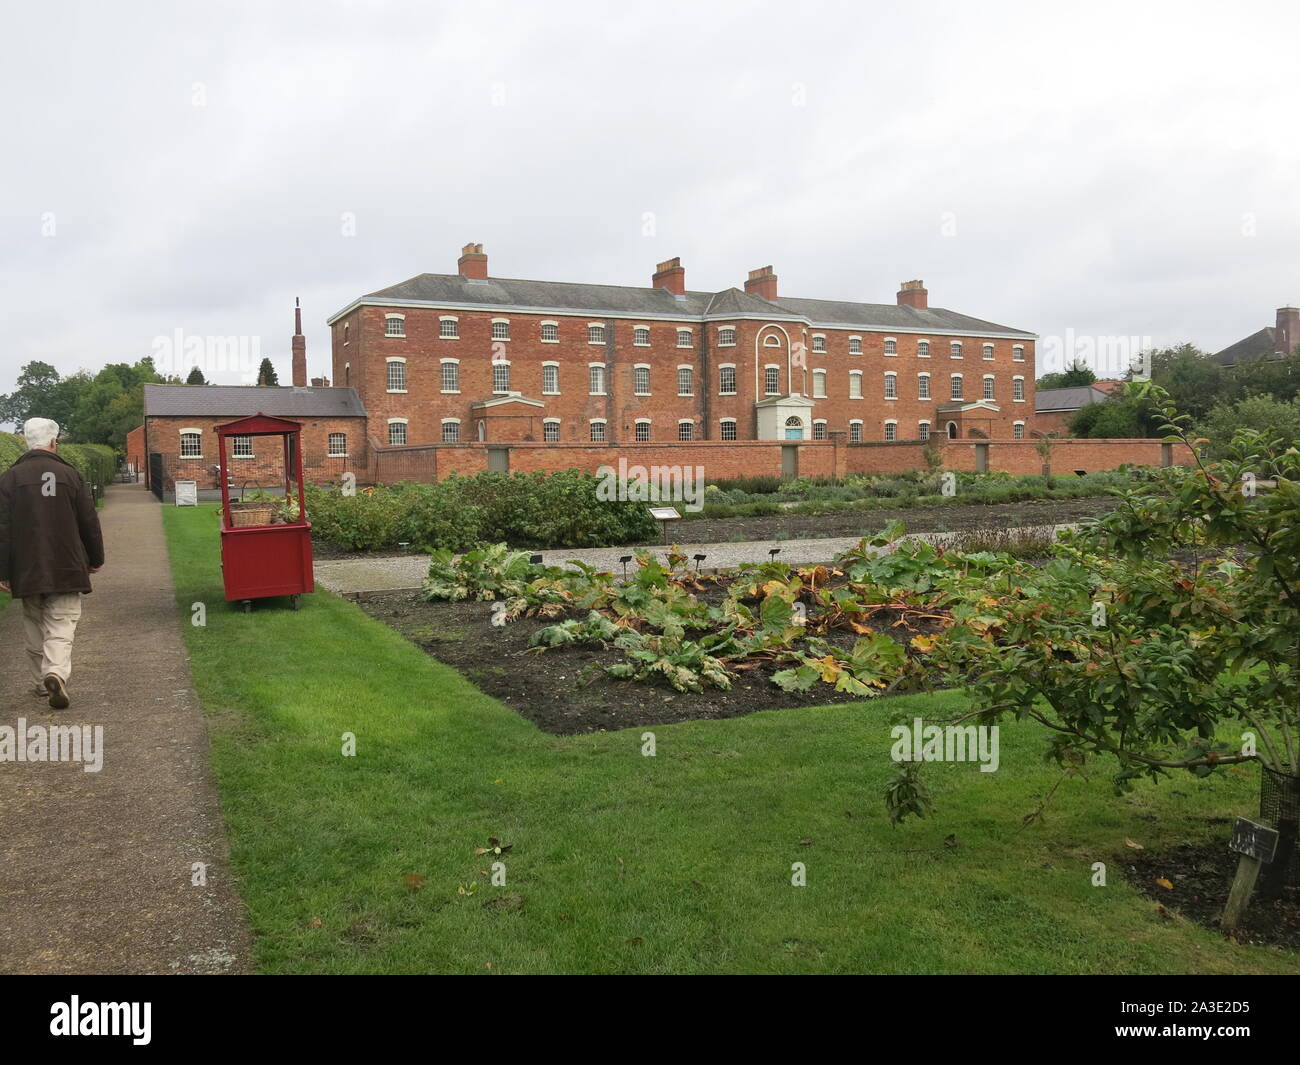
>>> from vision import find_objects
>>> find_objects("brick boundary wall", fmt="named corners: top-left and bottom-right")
top-left (845, 438), bottom-right (1195, 476)
top-left (351, 436), bottom-right (1192, 485)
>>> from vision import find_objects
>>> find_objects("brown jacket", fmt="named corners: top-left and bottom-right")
top-left (0, 449), bottom-right (105, 598)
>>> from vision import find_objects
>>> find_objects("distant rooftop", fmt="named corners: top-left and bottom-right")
top-left (143, 384), bottom-right (366, 418)
top-left (1035, 385), bottom-right (1110, 413)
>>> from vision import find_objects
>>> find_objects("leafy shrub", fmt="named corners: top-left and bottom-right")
top-left (307, 470), bottom-right (658, 552)
top-left (0, 433), bottom-right (114, 488)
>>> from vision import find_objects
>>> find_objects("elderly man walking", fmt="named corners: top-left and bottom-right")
top-left (0, 418), bottom-right (105, 709)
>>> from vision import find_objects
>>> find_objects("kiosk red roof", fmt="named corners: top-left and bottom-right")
top-left (214, 412), bottom-right (304, 437)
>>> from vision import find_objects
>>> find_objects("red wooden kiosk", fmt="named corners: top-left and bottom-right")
top-left (215, 413), bottom-right (314, 612)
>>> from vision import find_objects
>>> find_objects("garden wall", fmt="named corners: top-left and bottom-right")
top-left (845, 438), bottom-right (1194, 476)
top-left (357, 436), bottom-right (1191, 485)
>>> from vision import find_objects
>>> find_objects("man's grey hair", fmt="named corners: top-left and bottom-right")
top-left (22, 417), bottom-right (60, 449)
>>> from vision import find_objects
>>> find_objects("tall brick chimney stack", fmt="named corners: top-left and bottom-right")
top-left (652, 257), bottom-right (686, 295)
top-left (1276, 306), bottom-right (1300, 357)
top-left (897, 280), bottom-right (928, 310)
top-left (744, 266), bottom-right (778, 301)
top-left (458, 242), bottom-right (488, 280)
top-left (291, 297), bottom-right (307, 387)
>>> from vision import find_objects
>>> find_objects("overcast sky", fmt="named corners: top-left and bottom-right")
top-left (3, 0), bottom-right (1298, 391)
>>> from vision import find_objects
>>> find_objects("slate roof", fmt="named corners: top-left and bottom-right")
top-left (332, 273), bottom-right (1034, 336)
top-left (773, 296), bottom-right (1034, 337)
top-left (1211, 327), bottom-right (1276, 367)
top-left (143, 384), bottom-right (367, 418)
top-left (1035, 386), bottom-right (1110, 413)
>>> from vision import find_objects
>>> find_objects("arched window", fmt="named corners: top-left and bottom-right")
top-left (784, 415), bottom-right (804, 441)
top-left (946, 421), bottom-right (958, 440)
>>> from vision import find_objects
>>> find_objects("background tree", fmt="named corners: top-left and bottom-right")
top-left (1068, 392), bottom-right (1157, 438)
top-left (1037, 363), bottom-right (1097, 390)
top-left (1197, 394), bottom-right (1300, 467)
top-left (1134, 343), bottom-right (1222, 421)
top-left (1220, 350), bottom-right (1300, 407)
top-left (186, 366), bottom-right (208, 385)
top-left (66, 357), bottom-right (163, 448)
top-left (256, 358), bottom-right (279, 386)
top-left (0, 361), bottom-right (89, 430)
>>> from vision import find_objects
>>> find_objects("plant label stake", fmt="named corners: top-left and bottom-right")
top-left (648, 506), bottom-right (681, 545)
top-left (1220, 817), bottom-right (1279, 933)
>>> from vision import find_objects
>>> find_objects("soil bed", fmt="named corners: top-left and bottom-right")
top-left (357, 589), bottom-right (943, 735)
top-left (1124, 842), bottom-right (1300, 950)
top-left (658, 496), bottom-right (1118, 545)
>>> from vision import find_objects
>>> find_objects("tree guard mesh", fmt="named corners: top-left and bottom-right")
top-left (1259, 765), bottom-right (1300, 889)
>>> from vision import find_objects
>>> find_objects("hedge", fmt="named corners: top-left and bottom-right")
top-left (0, 432), bottom-right (116, 488)
top-left (305, 470), bottom-right (659, 552)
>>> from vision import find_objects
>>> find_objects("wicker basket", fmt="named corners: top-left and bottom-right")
top-left (228, 501), bottom-right (277, 527)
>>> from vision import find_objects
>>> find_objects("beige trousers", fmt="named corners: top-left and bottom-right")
top-left (21, 592), bottom-right (83, 686)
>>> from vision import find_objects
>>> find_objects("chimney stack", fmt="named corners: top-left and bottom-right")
top-left (1276, 306), bottom-right (1300, 357)
top-left (897, 280), bottom-right (928, 310)
top-left (652, 256), bottom-right (686, 296)
top-left (458, 242), bottom-right (488, 280)
top-left (744, 265), bottom-right (778, 301)
top-left (291, 297), bottom-right (307, 387)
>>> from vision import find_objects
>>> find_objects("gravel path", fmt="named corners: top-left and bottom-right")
top-left (0, 483), bottom-right (252, 974)
top-left (315, 521), bottom-right (1084, 595)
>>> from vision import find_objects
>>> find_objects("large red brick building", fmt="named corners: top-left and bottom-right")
top-left (327, 245), bottom-right (1039, 449)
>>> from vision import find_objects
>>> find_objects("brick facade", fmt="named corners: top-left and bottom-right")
top-left (125, 424), bottom-right (145, 479)
top-left (329, 247), bottom-right (1038, 450)
top-left (144, 414), bottom-right (367, 494)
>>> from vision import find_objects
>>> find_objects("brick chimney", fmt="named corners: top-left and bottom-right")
top-left (652, 257), bottom-right (686, 295)
top-left (1276, 306), bottom-right (1300, 357)
top-left (458, 242), bottom-right (488, 280)
top-left (744, 265), bottom-right (778, 301)
top-left (291, 297), bottom-right (307, 387)
top-left (897, 280), bottom-right (928, 309)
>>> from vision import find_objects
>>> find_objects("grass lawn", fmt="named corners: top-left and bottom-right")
top-left (164, 504), bottom-right (1300, 974)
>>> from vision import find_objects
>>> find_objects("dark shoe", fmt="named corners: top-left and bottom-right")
top-left (44, 674), bottom-right (70, 710)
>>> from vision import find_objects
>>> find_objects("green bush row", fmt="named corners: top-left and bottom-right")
top-left (0, 433), bottom-right (115, 488)
top-left (689, 468), bottom-right (1149, 519)
top-left (305, 470), bottom-right (660, 552)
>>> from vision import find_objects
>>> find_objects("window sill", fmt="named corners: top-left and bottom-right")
top-left (440, 390), bottom-right (460, 395)
top-left (387, 389), bottom-right (408, 394)
top-left (385, 335), bottom-right (406, 340)
top-left (542, 391), bottom-right (561, 396)
top-left (541, 339), bottom-right (559, 344)
top-left (439, 336), bottom-right (459, 341)
top-left (328, 454), bottom-right (348, 459)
